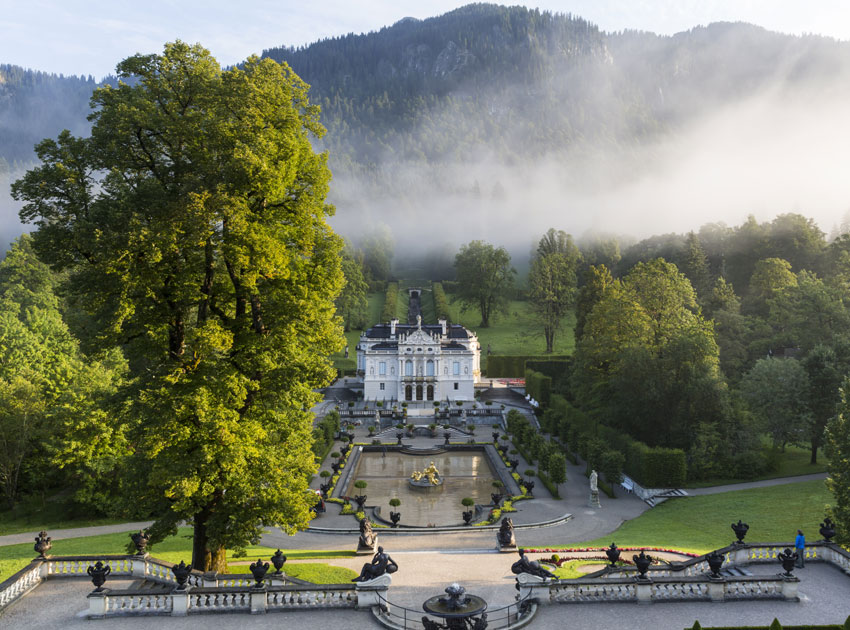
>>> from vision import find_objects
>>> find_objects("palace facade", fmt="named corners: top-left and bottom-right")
top-left (356, 316), bottom-right (481, 402)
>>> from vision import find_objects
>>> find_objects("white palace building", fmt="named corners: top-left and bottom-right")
top-left (356, 316), bottom-right (481, 402)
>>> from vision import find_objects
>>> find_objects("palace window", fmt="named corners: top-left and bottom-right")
top-left (380, 383), bottom-right (385, 390)
top-left (379, 361), bottom-right (386, 375)
top-left (453, 361), bottom-right (460, 375)
top-left (426, 360), bottom-right (435, 376)
top-left (405, 360), bottom-right (413, 376)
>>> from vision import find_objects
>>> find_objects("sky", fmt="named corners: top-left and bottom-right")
top-left (2, 0), bottom-right (850, 79)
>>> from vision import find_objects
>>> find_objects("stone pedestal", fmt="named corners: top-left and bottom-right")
top-left (497, 544), bottom-right (518, 553)
top-left (515, 572), bottom-right (548, 602)
top-left (781, 575), bottom-right (800, 601)
top-left (131, 556), bottom-right (148, 579)
top-left (172, 589), bottom-right (190, 616)
top-left (588, 490), bottom-right (601, 508)
top-left (635, 579), bottom-right (652, 604)
top-left (202, 571), bottom-right (218, 587)
top-left (354, 573), bottom-right (392, 608)
top-left (356, 538), bottom-right (378, 556)
top-left (250, 587), bottom-right (267, 614)
top-left (86, 590), bottom-right (108, 618)
top-left (707, 577), bottom-right (725, 602)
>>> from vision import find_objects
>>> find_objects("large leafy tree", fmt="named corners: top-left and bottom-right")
top-left (336, 246), bottom-right (369, 331)
top-left (825, 382), bottom-right (850, 545)
top-left (573, 264), bottom-right (613, 341)
top-left (12, 42), bottom-right (343, 571)
top-left (527, 229), bottom-right (581, 353)
top-left (0, 236), bottom-right (123, 510)
top-left (453, 240), bottom-right (515, 327)
top-left (803, 345), bottom-right (843, 464)
top-left (572, 258), bottom-right (729, 449)
top-left (741, 357), bottom-right (810, 449)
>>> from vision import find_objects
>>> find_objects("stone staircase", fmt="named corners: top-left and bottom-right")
top-left (643, 488), bottom-right (689, 507)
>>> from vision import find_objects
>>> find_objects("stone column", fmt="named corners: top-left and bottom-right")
top-left (86, 590), bottom-right (108, 618)
top-left (131, 556), bottom-right (147, 579)
top-left (354, 573), bottom-right (392, 608)
top-left (635, 580), bottom-right (653, 604)
top-left (707, 577), bottom-right (725, 602)
top-left (781, 576), bottom-right (800, 601)
top-left (171, 589), bottom-right (189, 616)
top-left (250, 587), bottom-right (267, 614)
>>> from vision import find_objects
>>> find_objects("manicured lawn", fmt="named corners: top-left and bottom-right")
top-left (575, 480), bottom-right (831, 554)
top-left (453, 300), bottom-right (576, 371)
top-left (271, 562), bottom-right (357, 583)
top-left (0, 527), bottom-right (355, 582)
top-left (686, 444), bottom-right (828, 488)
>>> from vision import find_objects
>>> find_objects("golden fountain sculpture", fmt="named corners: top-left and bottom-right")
top-left (411, 461), bottom-right (441, 485)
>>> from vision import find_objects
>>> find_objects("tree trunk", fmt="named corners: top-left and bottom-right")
top-left (810, 438), bottom-right (818, 465)
top-left (545, 326), bottom-right (554, 354)
top-left (192, 506), bottom-right (228, 573)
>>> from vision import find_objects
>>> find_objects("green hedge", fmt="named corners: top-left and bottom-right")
top-left (548, 394), bottom-right (687, 488)
top-left (487, 354), bottom-right (571, 378)
top-left (380, 282), bottom-right (399, 322)
top-left (525, 359), bottom-right (572, 396)
top-left (432, 282), bottom-right (451, 322)
top-left (525, 369), bottom-right (552, 407)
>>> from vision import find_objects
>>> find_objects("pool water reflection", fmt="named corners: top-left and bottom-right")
top-left (350, 451), bottom-right (499, 527)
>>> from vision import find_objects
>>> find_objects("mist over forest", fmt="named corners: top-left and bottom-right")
top-left (2, 4), bottom-right (850, 262)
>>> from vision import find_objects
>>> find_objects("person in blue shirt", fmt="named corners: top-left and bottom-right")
top-left (795, 529), bottom-right (805, 567)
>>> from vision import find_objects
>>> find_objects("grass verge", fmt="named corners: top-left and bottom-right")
top-left (575, 480), bottom-right (831, 555)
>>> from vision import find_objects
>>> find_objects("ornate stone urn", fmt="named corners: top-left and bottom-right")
top-left (33, 531), bottom-right (52, 558)
top-left (731, 520), bottom-right (749, 545)
top-left (492, 431), bottom-right (500, 444)
top-left (396, 432), bottom-right (404, 445)
top-left (354, 494), bottom-right (368, 511)
top-left (820, 517), bottom-right (836, 542)
top-left (171, 560), bottom-right (192, 590)
top-left (389, 511), bottom-right (401, 527)
top-left (778, 548), bottom-right (797, 577)
top-left (605, 543), bottom-right (621, 566)
top-left (632, 551), bottom-right (652, 580)
top-left (444, 431), bottom-right (451, 446)
top-left (462, 510), bottom-right (474, 525)
top-left (250, 560), bottom-right (269, 587)
top-left (87, 561), bottom-right (111, 592)
top-left (271, 550), bottom-right (287, 574)
top-left (130, 530), bottom-right (150, 556)
top-left (706, 550), bottom-right (724, 578)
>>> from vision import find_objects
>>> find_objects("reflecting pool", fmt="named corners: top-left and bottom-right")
top-left (349, 451), bottom-right (499, 527)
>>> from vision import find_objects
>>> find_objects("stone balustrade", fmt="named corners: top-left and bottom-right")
top-left (520, 572), bottom-right (798, 605)
top-left (88, 581), bottom-right (368, 618)
top-left (583, 541), bottom-right (850, 582)
top-left (0, 560), bottom-right (42, 610)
